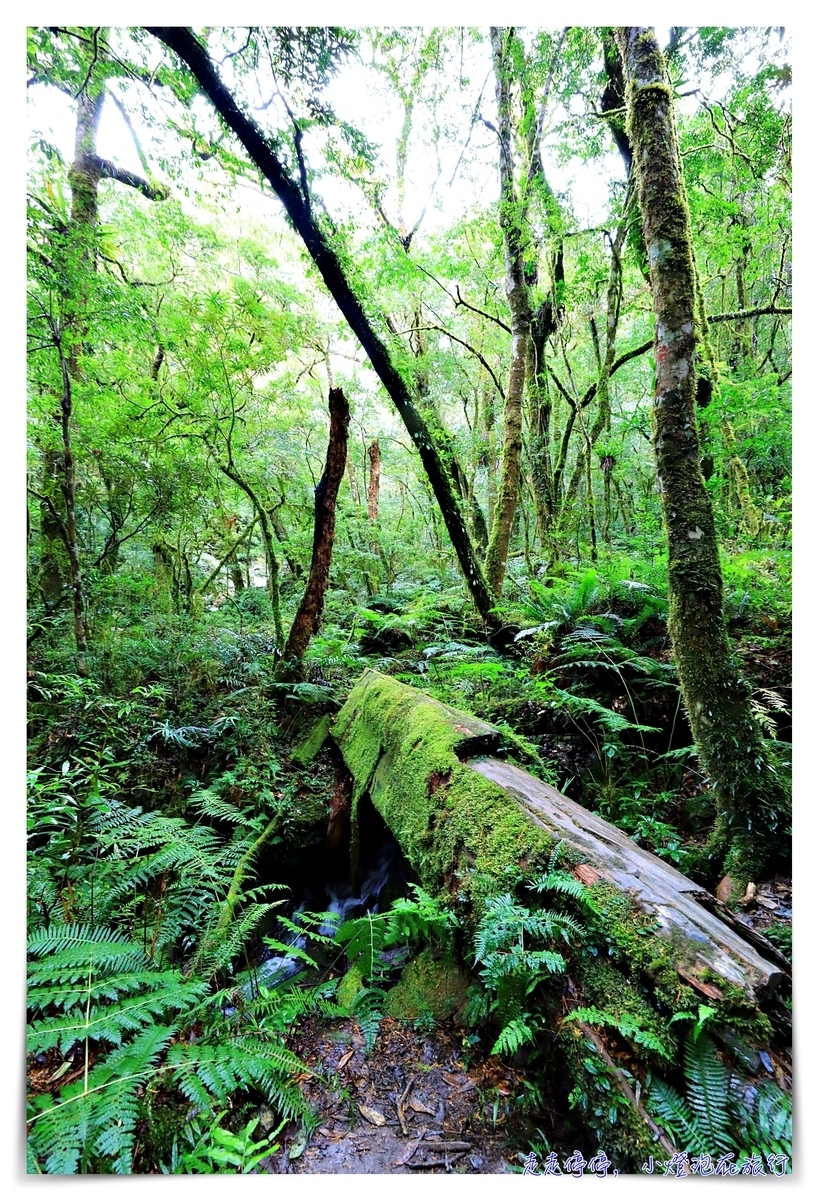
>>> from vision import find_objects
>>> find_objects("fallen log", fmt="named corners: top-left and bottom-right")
top-left (470, 757), bottom-right (782, 999)
top-left (333, 669), bottom-right (781, 1005)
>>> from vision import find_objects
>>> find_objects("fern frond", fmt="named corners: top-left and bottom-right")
top-left (684, 1033), bottom-right (733, 1153)
top-left (491, 1016), bottom-right (535, 1056)
top-left (649, 1079), bottom-right (709, 1156)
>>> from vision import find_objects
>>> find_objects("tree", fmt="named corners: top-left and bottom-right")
top-left (614, 26), bottom-right (788, 882)
top-left (146, 26), bottom-right (506, 641)
top-left (27, 27), bottom-right (169, 671)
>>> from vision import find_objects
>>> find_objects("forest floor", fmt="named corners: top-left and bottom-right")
top-left (263, 872), bottom-right (792, 1175)
top-left (269, 1015), bottom-right (530, 1174)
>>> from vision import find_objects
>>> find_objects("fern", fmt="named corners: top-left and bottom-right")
top-left (555, 689), bottom-right (661, 735)
top-left (491, 1016), bottom-right (536, 1057)
top-left (638, 1032), bottom-right (786, 1161)
top-left (351, 988), bottom-right (384, 1053)
top-left (564, 1006), bottom-right (672, 1060)
top-left (683, 1033), bottom-right (733, 1153)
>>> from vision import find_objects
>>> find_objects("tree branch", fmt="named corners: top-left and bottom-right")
top-left (708, 305), bottom-right (791, 325)
top-left (419, 322), bottom-right (506, 401)
top-left (95, 157), bottom-right (169, 200)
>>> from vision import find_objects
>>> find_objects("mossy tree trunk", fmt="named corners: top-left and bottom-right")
top-left (615, 27), bottom-right (788, 883)
top-left (484, 28), bottom-right (533, 598)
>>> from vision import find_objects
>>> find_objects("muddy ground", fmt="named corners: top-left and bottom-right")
top-left (269, 1015), bottom-right (532, 1174)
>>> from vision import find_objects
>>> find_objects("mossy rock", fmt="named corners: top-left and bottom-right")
top-left (384, 947), bottom-right (470, 1022)
top-left (337, 963), bottom-right (365, 1009)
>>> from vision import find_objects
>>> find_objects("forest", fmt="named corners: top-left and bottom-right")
top-left (25, 25), bottom-right (792, 1175)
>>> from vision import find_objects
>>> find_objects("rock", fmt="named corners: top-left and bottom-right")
top-left (715, 874), bottom-right (735, 903)
top-left (384, 947), bottom-right (470, 1022)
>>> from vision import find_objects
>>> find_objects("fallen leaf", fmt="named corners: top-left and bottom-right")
top-left (358, 1104), bottom-right (386, 1126)
top-left (288, 1127), bottom-right (308, 1160)
top-left (337, 1049), bottom-right (354, 1069)
top-left (408, 1096), bottom-right (436, 1115)
top-left (47, 1060), bottom-right (72, 1084)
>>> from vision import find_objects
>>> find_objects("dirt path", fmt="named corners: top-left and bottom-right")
top-left (270, 1016), bottom-right (526, 1174)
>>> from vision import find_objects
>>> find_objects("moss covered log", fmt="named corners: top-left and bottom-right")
top-left (333, 671), bottom-right (783, 1003)
top-left (333, 670), bottom-right (787, 1168)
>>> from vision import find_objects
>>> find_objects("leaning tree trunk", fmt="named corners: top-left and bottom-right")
top-left (281, 387), bottom-right (350, 673)
top-left (148, 27), bottom-right (503, 641)
top-left (615, 27), bottom-right (789, 884)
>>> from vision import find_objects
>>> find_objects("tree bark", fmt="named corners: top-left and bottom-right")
top-left (282, 387), bottom-right (350, 671)
top-left (148, 27), bottom-right (503, 641)
top-left (366, 438), bottom-right (380, 526)
top-left (484, 28), bottom-right (532, 598)
top-left (615, 27), bottom-right (789, 882)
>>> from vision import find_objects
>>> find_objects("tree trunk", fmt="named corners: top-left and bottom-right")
top-left (334, 670), bottom-right (785, 1003)
top-left (484, 28), bottom-right (532, 598)
top-left (615, 27), bottom-right (788, 883)
top-left (214, 459), bottom-right (284, 646)
top-left (346, 458), bottom-right (361, 507)
top-left (39, 449), bottom-right (66, 607)
top-left (56, 81), bottom-right (108, 675)
top-left (270, 506), bottom-right (304, 579)
top-left (228, 552), bottom-right (245, 594)
top-left (366, 438), bottom-right (380, 527)
top-left (148, 27), bottom-right (503, 641)
top-left (282, 388), bottom-right (350, 672)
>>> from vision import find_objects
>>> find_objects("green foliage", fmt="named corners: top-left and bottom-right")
top-left (335, 884), bottom-right (457, 981)
top-left (332, 886), bottom-right (459, 1050)
top-left (471, 853), bottom-right (590, 1057)
top-left (162, 1112), bottom-right (286, 1174)
top-left (646, 1032), bottom-right (792, 1165)
top-left (26, 21), bottom-right (791, 1174)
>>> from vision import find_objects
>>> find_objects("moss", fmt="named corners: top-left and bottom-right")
top-left (337, 963), bottom-right (365, 1009)
top-left (333, 670), bottom-right (555, 914)
top-left (574, 958), bottom-right (676, 1062)
top-left (291, 713), bottom-right (332, 766)
top-left (384, 947), bottom-right (470, 1022)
